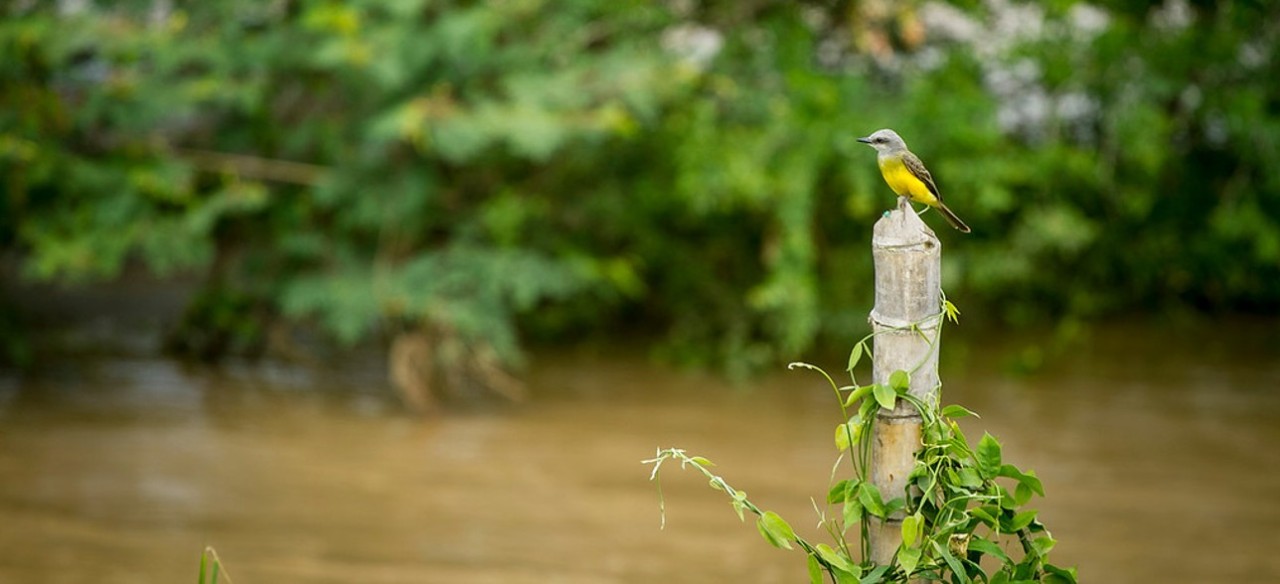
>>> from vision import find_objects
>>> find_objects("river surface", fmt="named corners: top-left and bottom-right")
top-left (1, 320), bottom-right (1278, 583)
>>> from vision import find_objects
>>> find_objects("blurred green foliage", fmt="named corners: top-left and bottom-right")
top-left (2, 1), bottom-right (1278, 371)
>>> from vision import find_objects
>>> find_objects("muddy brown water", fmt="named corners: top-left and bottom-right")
top-left (1, 321), bottom-right (1278, 583)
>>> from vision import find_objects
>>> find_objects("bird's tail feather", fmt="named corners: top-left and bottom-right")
top-left (936, 202), bottom-right (971, 233)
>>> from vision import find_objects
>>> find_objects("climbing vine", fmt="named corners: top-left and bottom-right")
top-left (645, 308), bottom-right (1077, 583)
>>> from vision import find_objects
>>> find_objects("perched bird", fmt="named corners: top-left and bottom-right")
top-left (857, 129), bottom-right (971, 233)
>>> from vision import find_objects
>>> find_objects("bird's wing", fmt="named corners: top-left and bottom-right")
top-left (902, 152), bottom-right (942, 200)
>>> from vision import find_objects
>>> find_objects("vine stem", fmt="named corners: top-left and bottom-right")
top-left (645, 449), bottom-right (838, 580)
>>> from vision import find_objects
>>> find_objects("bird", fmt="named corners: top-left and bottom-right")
top-left (857, 129), bottom-right (971, 233)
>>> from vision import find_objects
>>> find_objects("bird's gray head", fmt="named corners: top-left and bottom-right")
top-left (856, 128), bottom-right (908, 154)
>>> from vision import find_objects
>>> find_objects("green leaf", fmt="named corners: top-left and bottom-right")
top-left (872, 383), bottom-right (897, 410)
top-left (834, 422), bottom-right (860, 451)
top-left (976, 433), bottom-right (1003, 480)
top-left (943, 299), bottom-right (961, 324)
top-left (857, 482), bottom-right (886, 518)
top-left (996, 485), bottom-right (1018, 510)
top-left (896, 544), bottom-right (922, 575)
top-left (756, 511), bottom-right (796, 550)
top-left (901, 513), bottom-right (922, 547)
top-left (828, 479), bottom-right (853, 504)
top-left (731, 491), bottom-right (747, 521)
top-left (931, 539), bottom-right (970, 583)
top-left (842, 497), bottom-right (864, 527)
top-left (843, 385), bottom-right (872, 408)
top-left (941, 404), bottom-right (979, 419)
top-left (1013, 559), bottom-right (1037, 581)
top-left (1043, 564), bottom-right (1078, 584)
top-left (888, 369), bottom-right (910, 391)
top-left (807, 553), bottom-right (823, 584)
top-left (834, 423), bottom-right (850, 451)
top-left (969, 506), bottom-right (999, 527)
top-left (1020, 470), bottom-right (1045, 497)
top-left (690, 456), bottom-right (715, 467)
top-left (968, 537), bottom-right (1011, 565)
top-left (955, 467), bottom-right (983, 489)
top-left (860, 564), bottom-right (891, 583)
top-left (913, 471), bottom-right (933, 495)
top-left (1032, 535), bottom-right (1057, 558)
top-left (949, 422), bottom-right (971, 450)
top-left (847, 342), bottom-right (863, 372)
top-left (1003, 509), bottom-right (1038, 532)
top-left (815, 543), bottom-right (859, 575)
top-left (858, 394), bottom-right (878, 420)
top-left (834, 569), bottom-right (860, 584)
top-left (883, 497), bottom-right (906, 517)
top-left (997, 465), bottom-right (1044, 497)
top-left (1014, 481), bottom-right (1032, 506)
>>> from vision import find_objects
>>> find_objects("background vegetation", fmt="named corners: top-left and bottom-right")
top-left (3, 0), bottom-right (1278, 380)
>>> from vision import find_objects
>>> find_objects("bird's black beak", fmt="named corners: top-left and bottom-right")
top-left (856, 136), bottom-right (872, 144)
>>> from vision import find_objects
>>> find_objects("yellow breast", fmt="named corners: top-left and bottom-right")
top-left (877, 156), bottom-right (938, 207)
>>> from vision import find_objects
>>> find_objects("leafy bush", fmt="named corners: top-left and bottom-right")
top-left (3, 1), bottom-right (1278, 372)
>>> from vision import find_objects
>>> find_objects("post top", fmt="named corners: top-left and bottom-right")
top-left (873, 197), bottom-right (940, 250)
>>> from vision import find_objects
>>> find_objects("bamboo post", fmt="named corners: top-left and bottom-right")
top-left (867, 197), bottom-right (942, 564)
